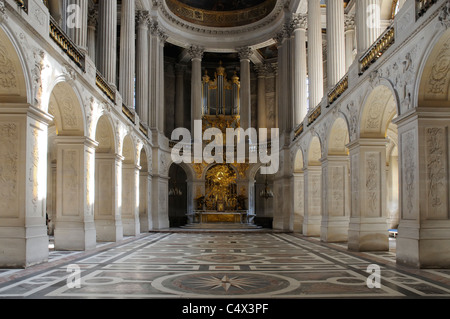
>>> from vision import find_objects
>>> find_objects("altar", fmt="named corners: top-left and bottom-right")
top-left (193, 211), bottom-right (253, 224)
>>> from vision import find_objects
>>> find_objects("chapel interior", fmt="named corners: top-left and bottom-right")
top-left (0, 0), bottom-right (450, 287)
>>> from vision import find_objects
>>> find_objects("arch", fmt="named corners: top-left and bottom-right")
top-left (360, 85), bottom-right (398, 138)
top-left (168, 163), bottom-right (188, 227)
top-left (417, 28), bottom-right (450, 108)
top-left (307, 135), bottom-right (322, 166)
top-left (48, 81), bottom-right (86, 136)
top-left (328, 117), bottom-right (350, 156)
top-left (293, 148), bottom-right (304, 173)
top-left (0, 27), bottom-right (28, 103)
top-left (95, 115), bottom-right (117, 154)
top-left (122, 135), bottom-right (136, 165)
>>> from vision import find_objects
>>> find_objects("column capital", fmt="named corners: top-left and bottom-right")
top-left (292, 13), bottom-right (307, 30)
top-left (188, 45), bottom-right (204, 61)
top-left (254, 63), bottom-right (268, 77)
top-left (136, 10), bottom-right (150, 28)
top-left (345, 13), bottom-right (356, 31)
top-left (88, 9), bottom-right (98, 28)
top-left (157, 28), bottom-right (168, 44)
top-left (237, 47), bottom-right (253, 61)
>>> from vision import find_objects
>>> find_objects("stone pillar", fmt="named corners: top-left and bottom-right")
top-left (344, 14), bottom-right (356, 71)
top-left (303, 166), bottom-right (322, 236)
top-left (292, 13), bottom-right (308, 125)
top-left (122, 163), bottom-right (141, 236)
top-left (189, 46), bottom-right (204, 131)
top-left (326, 0), bottom-right (346, 89)
top-left (255, 64), bottom-right (267, 131)
top-left (0, 106), bottom-right (51, 267)
top-left (158, 30), bottom-right (167, 133)
top-left (119, 0), bottom-right (136, 108)
top-left (175, 64), bottom-right (186, 129)
top-left (395, 112), bottom-right (450, 268)
top-left (54, 136), bottom-right (98, 251)
top-left (87, 9), bottom-right (97, 61)
top-left (136, 11), bottom-right (150, 123)
top-left (66, 0), bottom-right (88, 53)
top-left (293, 172), bottom-right (305, 233)
top-left (148, 21), bottom-right (158, 128)
top-left (356, 0), bottom-right (381, 55)
top-left (94, 153), bottom-right (124, 242)
top-left (348, 138), bottom-right (389, 252)
top-left (238, 47), bottom-right (253, 131)
top-left (97, 0), bottom-right (117, 88)
top-left (307, 0), bottom-right (324, 108)
top-left (139, 171), bottom-right (152, 233)
top-left (150, 148), bottom-right (170, 230)
top-left (321, 156), bottom-right (350, 242)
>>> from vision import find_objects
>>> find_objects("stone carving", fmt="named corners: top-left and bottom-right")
top-left (0, 0), bottom-right (6, 22)
top-left (402, 130), bottom-right (416, 214)
top-left (439, 1), bottom-right (450, 29)
top-left (188, 45), bottom-right (204, 61)
top-left (345, 101), bottom-right (358, 141)
top-left (0, 123), bottom-right (18, 216)
top-left (29, 127), bottom-right (41, 215)
top-left (291, 13), bottom-right (307, 30)
top-left (237, 47), bottom-right (253, 61)
top-left (427, 38), bottom-right (450, 95)
top-left (351, 154), bottom-right (359, 217)
top-left (365, 153), bottom-right (379, 216)
top-left (366, 100), bottom-right (383, 130)
top-left (32, 49), bottom-right (46, 104)
top-left (426, 128), bottom-right (446, 210)
top-left (331, 166), bottom-right (344, 215)
top-left (63, 150), bottom-right (79, 216)
top-left (61, 97), bottom-right (79, 129)
top-left (0, 42), bottom-right (17, 89)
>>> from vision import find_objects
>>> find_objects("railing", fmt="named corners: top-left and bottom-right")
top-left (122, 104), bottom-right (136, 124)
top-left (49, 16), bottom-right (85, 71)
top-left (328, 75), bottom-right (349, 106)
top-left (359, 25), bottom-right (395, 75)
top-left (14, 0), bottom-right (28, 12)
top-left (417, 0), bottom-right (438, 18)
top-left (95, 70), bottom-right (115, 102)
top-left (307, 105), bottom-right (322, 127)
top-left (293, 123), bottom-right (304, 141)
top-left (139, 123), bottom-right (149, 138)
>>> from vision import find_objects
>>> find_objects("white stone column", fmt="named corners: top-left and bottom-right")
top-left (54, 136), bottom-right (98, 251)
top-left (189, 46), bottom-right (204, 131)
top-left (238, 47), bottom-right (253, 131)
top-left (292, 14), bottom-right (308, 126)
top-left (148, 21), bottom-right (158, 128)
top-left (119, 0), bottom-right (136, 109)
top-left (344, 14), bottom-right (356, 72)
top-left (320, 156), bottom-right (350, 243)
top-left (136, 11), bottom-right (149, 124)
top-left (307, 0), bottom-right (324, 108)
top-left (94, 153), bottom-right (124, 242)
top-left (0, 106), bottom-right (51, 267)
top-left (158, 30), bottom-right (167, 133)
top-left (97, 0), bottom-right (117, 88)
top-left (293, 172), bottom-right (305, 233)
top-left (356, 0), bottom-right (381, 55)
top-left (395, 112), bottom-right (450, 268)
top-left (326, 0), bottom-right (346, 89)
top-left (175, 64), bottom-right (186, 129)
top-left (255, 64), bottom-right (267, 131)
top-left (87, 9), bottom-right (97, 61)
top-left (66, 0), bottom-right (88, 53)
top-left (348, 138), bottom-right (389, 252)
top-left (303, 166), bottom-right (322, 236)
top-left (139, 171), bottom-right (152, 233)
top-left (150, 149), bottom-right (170, 230)
top-left (122, 164), bottom-right (140, 236)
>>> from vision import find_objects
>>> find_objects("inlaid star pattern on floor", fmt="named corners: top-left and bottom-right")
top-left (0, 232), bottom-right (449, 299)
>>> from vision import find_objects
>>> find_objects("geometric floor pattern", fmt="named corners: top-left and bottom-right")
top-left (1, 232), bottom-right (450, 299)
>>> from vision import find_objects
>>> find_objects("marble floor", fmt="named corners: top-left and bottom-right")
top-left (0, 231), bottom-right (450, 299)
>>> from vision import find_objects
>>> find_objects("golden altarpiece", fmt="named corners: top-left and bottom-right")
top-left (184, 62), bottom-right (256, 227)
